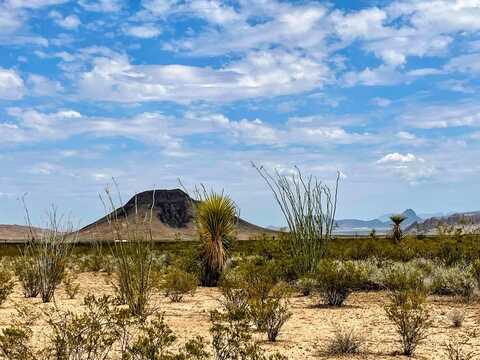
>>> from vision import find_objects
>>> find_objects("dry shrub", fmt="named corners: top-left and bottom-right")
top-left (63, 271), bottom-right (80, 299)
top-left (449, 309), bottom-right (466, 328)
top-left (324, 328), bottom-right (364, 355)
top-left (13, 257), bottom-right (40, 298)
top-left (314, 260), bottom-right (366, 306)
top-left (296, 277), bottom-right (316, 296)
top-left (444, 336), bottom-right (476, 360)
top-left (160, 267), bottom-right (197, 302)
top-left (0, 325), bottom-right (35, 360)
top-left (0, 266), bottom-right (15, 306)
top-left (385, 289), bottom-right (431, 356)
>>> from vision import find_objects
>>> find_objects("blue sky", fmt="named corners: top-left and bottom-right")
top-left (1, 0), bottom-right (480, 227)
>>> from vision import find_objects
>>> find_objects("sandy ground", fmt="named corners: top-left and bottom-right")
top-left (1, 272), bottom-right (480, 359)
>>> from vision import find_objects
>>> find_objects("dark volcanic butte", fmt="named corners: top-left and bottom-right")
top-left (79, 189), bottom-right (274, 241)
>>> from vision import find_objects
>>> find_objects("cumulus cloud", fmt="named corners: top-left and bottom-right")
top-left (377, 153), bottom-right (418, 164)
top-left (79, 0), bottom-right (123, 12)
top-left (377, 152), bottom-right (436, 184)
top-left (123, 24), bottom-right (161, 38)
top-left (28, 74), bottom-right (64, 96)
top-left (76, 49), bottom-right (330, 103)
top-left (50, 11), bottom-right (81, 29)
top-left (0, 68), bottom-right (25, 100)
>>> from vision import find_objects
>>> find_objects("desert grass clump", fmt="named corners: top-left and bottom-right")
top-left (160, 267), bottom-right (197, 302)
top-left (314, 260), bottom-right (366, 306)
top-left (323, 328), bottom-right (364, 355)
top-left (254, 164), bottom-right (340, 276)
top-left (13, 257), bottom-right (40, 298)
top-left (0, 266), bottom-right (15, 306)
top-left (194, 189), bottom-right (238, 287)
top-left (103, 186), bottom-right (157, 318)
top-left (385, 289), bottom-right (431, 356)
top-left (448, 309), bottom-right (466, 328)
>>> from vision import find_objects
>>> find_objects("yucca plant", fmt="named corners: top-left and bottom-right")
top-left (390, 214), bottom-right (406, 244)
top-left (194, 189), bottom-right (238, 287)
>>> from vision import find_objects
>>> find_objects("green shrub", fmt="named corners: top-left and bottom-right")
top-left (13, 257), bottom-right (40, 298)
top-left (0, 267), bottom-right (15, 306)
top-left (324, 328), bottom-right (364, 355)
top-left (63, 272), bottom-right (80, 300)
top-left (46, 294), bottom-right (122, 359)
top-left (430, 266), bottom-right (476, 301)
top-left (380, 263), bottom-right (427, 293)
top-left (296, 277), bottom-right (316, 296)
top-left (0, 325), bottom-right (35, 360)
top-left (314, 260), bottom-right (366, 306)
top-left (160, 267), bottom-right (198, 302)
top-left (385, 290), bottom-right (431, 356)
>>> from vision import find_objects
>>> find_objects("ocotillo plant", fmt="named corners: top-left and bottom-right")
top-left (253, 163), bottom-right (340, 276)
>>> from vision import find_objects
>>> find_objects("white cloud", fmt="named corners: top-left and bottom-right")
top-left (0, 68), bottom-right (25, 100)
top-left (77, 49), bottom-right (330, 103)
top-left (6, 0), bottom-right (68, 8)
top-left (397, 131), bottom-right (416, 141)
top-left (377, 152), bottom-right (436, 184)
top-left (371, 97), bottom-right (391, 107)
top-left (124, 24), bottom-right (161, 38)
top-left (401, 102), bottom-right (480, 129)
top-left (27, 74), bottom-right (64, 96)
top-left (50, 11), bottom-right (81, 30)
top-left (377, 153), bottom-right (417, 164)
top-left (79, 0), bottom-right (123, 12)
top-left (445, 52), bottom-right (480, 74)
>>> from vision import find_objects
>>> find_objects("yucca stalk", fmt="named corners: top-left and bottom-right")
top-left (253, 163), bottom-right (340, 276)
top-left (194, 189), bottom-right (238, 287)
top-left (390, 214), bottom-right (406, 244)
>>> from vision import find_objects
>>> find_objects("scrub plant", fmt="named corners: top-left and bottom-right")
top-left (254, 163), bottom-right (340, 275)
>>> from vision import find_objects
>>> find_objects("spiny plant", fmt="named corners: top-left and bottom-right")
top-left (253, 163), bottom-right (340, 276)
top-left (102, 184), bottom-right (157, 318)
top-left (23, 203), bottom-right (74, 303)
top-left (324, 328), bottom-right (365, 355)
top-left (193, 188), bottom-right (238, 287)
top-left (390, 214), bottom-right (406, 244)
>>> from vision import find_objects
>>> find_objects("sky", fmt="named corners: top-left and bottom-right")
top-left (1, 0), bottom-right (480, 227)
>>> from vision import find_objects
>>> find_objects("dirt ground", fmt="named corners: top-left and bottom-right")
top-left (1, 272), bottom-right (479, 359)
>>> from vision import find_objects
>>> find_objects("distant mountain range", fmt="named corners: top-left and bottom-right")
top-left (335, 208), bottom-right (422, 234)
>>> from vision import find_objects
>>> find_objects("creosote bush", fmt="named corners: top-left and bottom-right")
top-left (385, 289), bottom-right (431, 356)
top-left (160, 267), bottom-right (198, 302)
top-left (314, 260), bottom-right (366, 306)
top-left (430, 266), bottom-right (476, 302)
top-left (0, 325), bottom-right (35, 360)
top-left (13, 257), bottom-right (40, 298)
top-left (0, 266), bottom-right (15, 306)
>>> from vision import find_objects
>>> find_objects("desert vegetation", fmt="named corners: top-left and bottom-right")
top-left (1, 170), bottom-right (480, 359)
